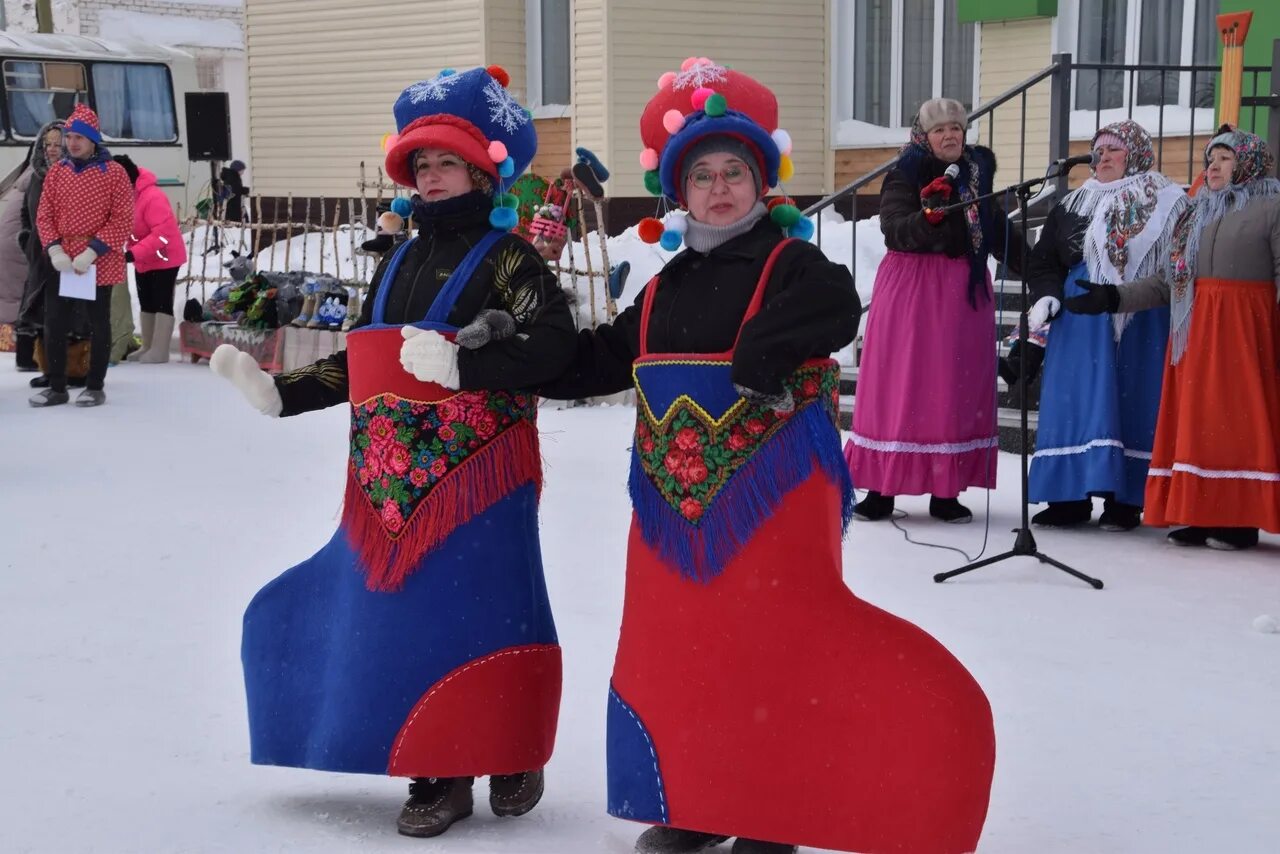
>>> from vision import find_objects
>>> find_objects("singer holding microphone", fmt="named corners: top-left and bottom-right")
top-left (1020, 121), bottom-right (1187, 531)
top-left (1063, 125), bottom-right (1280, 550)
top-left (849, 97), bottom-right (1026, 523)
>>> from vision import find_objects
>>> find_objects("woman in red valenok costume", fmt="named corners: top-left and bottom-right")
top-left (540, 58), bottom-right (996, 854)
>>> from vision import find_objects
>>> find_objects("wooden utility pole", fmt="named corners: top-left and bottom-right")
top-left (36, 1), bottom-right (55, 34)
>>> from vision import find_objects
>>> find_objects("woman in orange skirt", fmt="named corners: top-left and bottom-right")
top-left (1063, 125), bottom-right (1280, 550)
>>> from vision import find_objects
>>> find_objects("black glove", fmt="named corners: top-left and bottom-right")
top-left (734, 383), bottom-right (795, 414)
top-left (1063, 280), bottom-right (1120, 315)
top-left (999, 339), bottom-right (1046, 387)
top-left (125, 250), bottom-right (135, 264)
top-left (17, 230), bottom-right (29, 253)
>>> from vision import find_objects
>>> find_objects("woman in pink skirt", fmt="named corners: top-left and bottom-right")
top-left (848, 98), bottom-right (1025, 523)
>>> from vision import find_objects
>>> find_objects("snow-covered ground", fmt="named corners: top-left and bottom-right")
top-left (1, 357), bottom-right (1277, 853)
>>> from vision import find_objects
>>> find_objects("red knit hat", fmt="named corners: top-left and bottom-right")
top-left (65, 103), bottom-right (102, 145)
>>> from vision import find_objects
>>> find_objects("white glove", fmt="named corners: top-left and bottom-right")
top-left (210, 344), bottom-right (283, 417)
top-left (399, 326), bottom-right (460, 388)
top-left (48, 245), bottom-right (72, 272)
top-left (1027, 296), bottom-right (1061, 331)
top-left (72, 247), bottom-right (98, 274)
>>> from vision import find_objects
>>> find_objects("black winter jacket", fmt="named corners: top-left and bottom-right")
top-left (275, 191), bottom-right (576, 416)
top-left (879, 145), bottom-right (1026, 277)
top-left (219, 167), bottom-right (249, 221)
top-left (538, 216), bottom-right (861, 400)
top-left (1025, 205), bottom-right (1088, 303)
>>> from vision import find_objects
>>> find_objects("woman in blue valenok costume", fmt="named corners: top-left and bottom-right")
top-left (540, 59), bottom-right (997, 854)
top-left (209, 66), bottom-right (576, 839)
top-left (1021, 121), bottom-right (1187, 530)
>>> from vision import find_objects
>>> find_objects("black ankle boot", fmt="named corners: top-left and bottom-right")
top-left (1206, 527), bottom-right (1259, 551)
top-left (1167, 526), bottom-right (1211, 547)
top-left (853, 490), bottom-right (894, 521)
top-left (634, 826), bottom-right (729, 853)
top-left (489, 768), bottom-right (544, 817)
top-left (929, 496), bottom-right (972, 523)
top-left (1098, 500), bottom-right (1141, 532)
top-left (396, 776), bottom-right (474, 838)
top-left (1031, 499), bottom-right (1092, 528)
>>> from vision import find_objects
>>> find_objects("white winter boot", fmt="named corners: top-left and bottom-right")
top-left (139, 313), bottom-right (174, 363)
top-left (127, 312), bottom-right (156, 361)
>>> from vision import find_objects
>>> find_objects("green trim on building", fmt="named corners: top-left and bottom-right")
top-left (956, 0), bottom-right (1057, 24)
top-left (1219, 2), bottom-right (1279, 135)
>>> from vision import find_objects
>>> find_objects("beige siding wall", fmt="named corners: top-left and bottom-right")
top-left (602, 0), bottom-right (828, 198)
top-left (571, 0), bottom-right (608, 186)
top-left (975, 18), bottom-right (1053, 188)
top-left (834, 146), bottom-right (898, 195)
top-left (531, 117), bottom-right (572, 179)
top-left (484, 0), bottom-right (527, 101)
top-left (246, 0), bottom-right (484, 197)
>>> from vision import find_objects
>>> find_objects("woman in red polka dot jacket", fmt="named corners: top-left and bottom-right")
top-left (31, 103), bottom-right (134, 408)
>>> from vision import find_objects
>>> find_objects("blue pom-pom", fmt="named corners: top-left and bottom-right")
top-left (489, 206), bottom-right (518, 231)
top-left (790, 217), bottom-right (815, 241)
top-left (390, 197), bottom-right (413, 218)
top-left (659, 230), bottom-right (683, 252)
top-left (498, 156), bottom-right (515, 178)
top-left (439, 68), bottom-right (456, 77)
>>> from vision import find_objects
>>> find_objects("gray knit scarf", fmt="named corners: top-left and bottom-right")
top-left (682, 201), bottom-right (768, 254)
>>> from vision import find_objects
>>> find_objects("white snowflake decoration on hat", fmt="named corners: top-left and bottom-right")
top-left (484, 78), bottom-right (530, 133)
top-left (672, 60), bottom-right (727, 91)
top-left (406, 73), bottom-right (462, 104)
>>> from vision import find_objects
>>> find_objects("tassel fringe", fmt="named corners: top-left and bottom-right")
top-left (341, 420), bottom-right (542, 592)
top-left (628, 403), bottom-right (853, 583)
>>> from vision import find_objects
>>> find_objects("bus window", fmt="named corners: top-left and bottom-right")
top-left (3, 60), bottom-right (87, 137)
top-left (92, 63), bottom-right (177, 142)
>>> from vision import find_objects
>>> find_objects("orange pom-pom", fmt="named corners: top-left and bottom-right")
top-left (766, 196), bottom-right (795, 211)
top-left (486, 65), bottom-right (511, 87)
top-left (637, 217), bottom-right (665, 244)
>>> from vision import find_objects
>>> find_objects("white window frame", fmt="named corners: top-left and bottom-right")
top-left (831, 0), bottom-right (981, 148)
top-left (1057, 0), bottom-right (1218, 139)
top-left (525, 0), bottom-right (570, 120)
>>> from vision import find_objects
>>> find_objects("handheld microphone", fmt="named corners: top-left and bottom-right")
top-left (1051, 150), bottom-right (1101, 171)
top-left (925, 163), bottom-right (961, 212)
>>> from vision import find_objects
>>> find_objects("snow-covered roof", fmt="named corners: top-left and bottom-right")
top-left (0, 32), bottom-right (192, 63)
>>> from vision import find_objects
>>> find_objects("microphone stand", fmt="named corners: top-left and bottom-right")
top-left (928, 166), bottom-right (1104, 590)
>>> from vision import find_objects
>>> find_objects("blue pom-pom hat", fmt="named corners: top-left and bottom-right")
top-left (384, 66), bottom-right (536, 192)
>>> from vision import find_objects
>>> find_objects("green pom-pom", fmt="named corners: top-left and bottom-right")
top-left (770, 203), bottom-right (802, 229)
top-left (523, 108), bottom-right (533, 119)
top-left (704, 93), bottom-right (727, 117)
top-left (644, 170), bottom-right (663, 196)
top-left (500, 192), bottom-right (520, 208)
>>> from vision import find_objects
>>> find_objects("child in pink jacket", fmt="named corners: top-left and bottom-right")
top-left (115, 155), bottom-right (187, 363)
top-left (32, 104), bottom-right (133, 407)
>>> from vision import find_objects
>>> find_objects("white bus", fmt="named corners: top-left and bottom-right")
top-left (0, 32), bottom-right (199, 212)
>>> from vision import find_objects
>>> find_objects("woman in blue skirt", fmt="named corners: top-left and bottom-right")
top-left (1019, 121), bottom-right (1187, 529)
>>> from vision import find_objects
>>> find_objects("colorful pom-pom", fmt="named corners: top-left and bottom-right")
top-left (770, 203), bottom-right (802, 229)
top-left (523, 107), bottom-right (533, 119)
top-left (778, 154), bottom-right (795, 183)
top-left (488, 140), bottom-right (508, 163)
top-left (704, 93), bottom-right (727, 117)
top-left (680, 57), bottom-right (698, 72)
top-left (658, 71), bottom-right (677, 89)
top-left (691, 87), bottom-right (715, 110)
top-left (663, 213), bottom-right (688, 234)
top-left (766, 196), bottom-right (795, 211)
top-left (439, 68), bottom-right (456, 77)
top-left (380, 132), bottom-right (395, 152)
top-left (639, 148), bottom-right (660, 171)
top-left (489, 207), bottom-right (518, 231)
top-left (637, 217), bottom-right (664, 244)
top-left (663, 109), bottom-right (685, 134)
top-left (659, 230), bottom-right (683, 252)
top-left (643, 170), bottom-right (663, 196)
top-left (390, 197), bottom-right (413, 217)
top-left (791, 217), bottom-right (815, 241)
top-left (498, 156), bottom-right (515, 178)
top-left (498, 192), bottom-right (520, 209)
top-left (486, 65), bottom-right (510, 87)
top-left (771, 129), bottom-right (793, 156)
top-left (697, 57), bottom-right (713, 67)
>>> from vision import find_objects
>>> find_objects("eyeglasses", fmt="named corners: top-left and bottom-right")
top-left (687, 163), bottom-right (751, 190)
